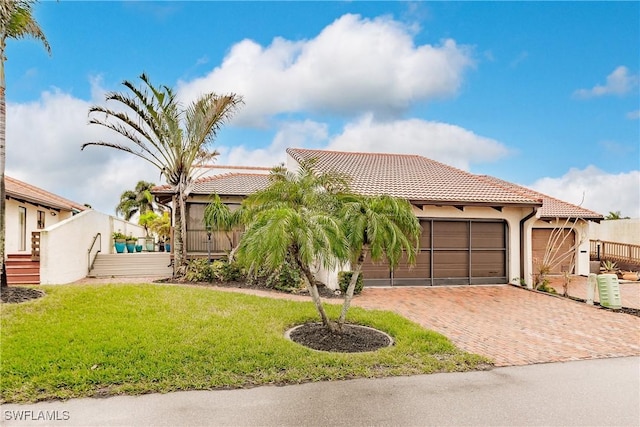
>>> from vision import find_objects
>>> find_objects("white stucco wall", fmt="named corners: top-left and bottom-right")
top-left (589, 219), bottom-right (640, 245)
top-left (5, 198), bottom-right (74, 254)
top-left (39, 210), bottom-right (145, 284)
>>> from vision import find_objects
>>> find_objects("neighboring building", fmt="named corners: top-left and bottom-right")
top-left (152, 148), bottom-right (604, 288)
top-left (5, 175), bottom-right (87, 255)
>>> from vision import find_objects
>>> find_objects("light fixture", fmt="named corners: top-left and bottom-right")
top-left (50, 211), bottom-right (57, 216)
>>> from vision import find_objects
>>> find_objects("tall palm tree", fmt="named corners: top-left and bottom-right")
top-left (0, 0), bottom-right (50, 287)
top-left (115, 180), bottom-right (155, 221)
top-left (82, 73), bottom-right (242, 275)
top-left (237, 163), bottom-right (350, 332)
top-left (336, 194), bottom-right (421, 329)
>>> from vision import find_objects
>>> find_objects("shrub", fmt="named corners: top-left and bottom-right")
top-left (218, 261), bottom-right (245, 282)
top-left (265, 260), bottom-right (303, 292)
top-left (338, 271), bottom-right (364, 295)
top-left (185, 258), bottom-right (215, 282)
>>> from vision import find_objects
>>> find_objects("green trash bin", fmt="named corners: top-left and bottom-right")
top-left (596, 274), bottom-right (622, 309)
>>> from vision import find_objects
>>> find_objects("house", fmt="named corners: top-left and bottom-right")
top-left (152, 167), bottom-right (271, 254)
top-left (5, 175), bottom-right (87, 255)
top-left (4, 176), bottom-right (148, 285)
top-left (152, 148), bottom-right (603, 288)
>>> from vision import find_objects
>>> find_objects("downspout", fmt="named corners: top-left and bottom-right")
top-left (519, 207), bottom-right (538, 280)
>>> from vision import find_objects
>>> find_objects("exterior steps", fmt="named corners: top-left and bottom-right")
top-left (89, 253), bottom-right (173, 278)
top-left (6, 254), bottom-right (40, 285)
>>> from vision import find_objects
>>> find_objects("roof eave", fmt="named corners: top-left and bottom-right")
top-left (409, 199), bottom-right (543, 209)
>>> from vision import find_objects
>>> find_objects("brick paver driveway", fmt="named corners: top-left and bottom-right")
top-left (353, 285), bottom-right (640, 366)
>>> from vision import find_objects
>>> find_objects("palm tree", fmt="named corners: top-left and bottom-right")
top-left (336, 194), bottom-right (421, 329)
top-left (82, 73), bottom-right (242, 275)
top-left (236, 163), bottom-right (350, 332)
top-left (115, 180), bottom-right (155, 221)
top-left (1, 0), bottom-right (50, 287)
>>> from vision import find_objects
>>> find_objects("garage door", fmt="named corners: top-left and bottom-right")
top-left (532, 229), bottom-right (576, 274)
top-left (361, 219), bottom-right (507, 286)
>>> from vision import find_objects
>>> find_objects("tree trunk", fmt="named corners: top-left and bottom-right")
top-left (172, 193), bottom-right (185, 277)
top-left (294, 254), bottom-right (336, 333)
top-left (337, 250), bottom-right (366, 331)
top-left (0, 41), bottom-right (7, 288)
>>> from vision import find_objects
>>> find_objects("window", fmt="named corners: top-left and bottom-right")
top-left (37, 210), bottom-right (46, 229)
top-left (19, 207), bottom-right (26, 251)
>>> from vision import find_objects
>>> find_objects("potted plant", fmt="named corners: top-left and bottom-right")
top-left (113, 232), bottom-right (127, 254)
top-left (125, 235), bottom-right (137, 253)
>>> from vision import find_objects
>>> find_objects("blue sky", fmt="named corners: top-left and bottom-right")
top-left (5, 1), bottom-right (639, 217)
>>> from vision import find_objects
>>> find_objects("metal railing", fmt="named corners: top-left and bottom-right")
top-left (590, 240), bottom-right (640, 265)
top-left (87, 233), bottom-right (102, 275)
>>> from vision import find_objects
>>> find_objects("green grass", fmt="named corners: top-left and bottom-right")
top-left (1, 284), bottom-right (491, 403)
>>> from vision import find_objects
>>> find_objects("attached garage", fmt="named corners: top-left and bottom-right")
top-left (362, 219), bottom-right (508, 286)
top-left (532, 228), bottom-right (576, 274)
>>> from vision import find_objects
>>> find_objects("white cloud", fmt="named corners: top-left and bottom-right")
top-left (530, 166), bottom-right (640, 219)
top-left (6, 89), bottom-right (159, 215)
top-left (626, 110), bottom-right (640, 120)
top-left (177, 13), bottom-right (473, 126)
top-left (326, 115), bottom-right (509, 170)
top-left (574, 66), bottom-right (639, 99)
top-left (217, 120), bottom-right (329, 167)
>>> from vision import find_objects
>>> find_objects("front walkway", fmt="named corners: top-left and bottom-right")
top-left (354, 285), bottom-right (640, 366)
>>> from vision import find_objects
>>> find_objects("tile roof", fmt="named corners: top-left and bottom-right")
top-left (5, 176), bottom-right (87, 212)
top-left (287, 148), bottom-right (543, 206)
top-left (476, 175), bottom-right (603, 220)
top-left (287, 148), bottom-right (602, 219)
top-left (153, 173), bottom-right (271, 196)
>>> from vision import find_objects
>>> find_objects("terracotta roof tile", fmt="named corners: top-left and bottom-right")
top-left (287, 148), bottom-right (542, 205)
top-left (152, 173), bottom-right (271, 196)
top-left (477, 175), bottom-right (603, 219)
top-left (5, 176), bottom-right (87, 212)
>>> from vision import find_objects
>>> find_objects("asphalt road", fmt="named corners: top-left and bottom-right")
top-left (2, 357), bottom-right (639, 427)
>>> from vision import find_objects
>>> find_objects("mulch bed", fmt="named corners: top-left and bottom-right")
top-left (1, 287), bottom-right (45, 304)
top-left (288, 322), bottom-right (392, 353)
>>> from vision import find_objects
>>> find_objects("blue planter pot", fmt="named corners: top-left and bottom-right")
top-left (165, 243), bottom-right (171, 252)
top-left (135, 245), bottom-right (143, 252)
top-left (114, 241), bottom-right (126, 254)
top-left (126, 242), bottom-right (136, 253)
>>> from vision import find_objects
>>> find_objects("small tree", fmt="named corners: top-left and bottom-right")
top-left (236, 162), bottom-right (349, 332)
top-left (138, 211), bottom-right (159, 237)
top-left (336, 194), bottom-right (421, 330)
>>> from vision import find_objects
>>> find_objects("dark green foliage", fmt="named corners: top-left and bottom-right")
top-left (218, 261), bottom-right (245, 282)
top-left (185, 258), bottom-right (216, 282)
top-left (184, 259), bottom-right (245, 283)
top-left (338, 271), bottom-right (364, 295)
top-left (265, 258), bottom-right (303, 292)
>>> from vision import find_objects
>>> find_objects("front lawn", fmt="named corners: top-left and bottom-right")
top-left (1, 284), bottom-right (490, 403)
